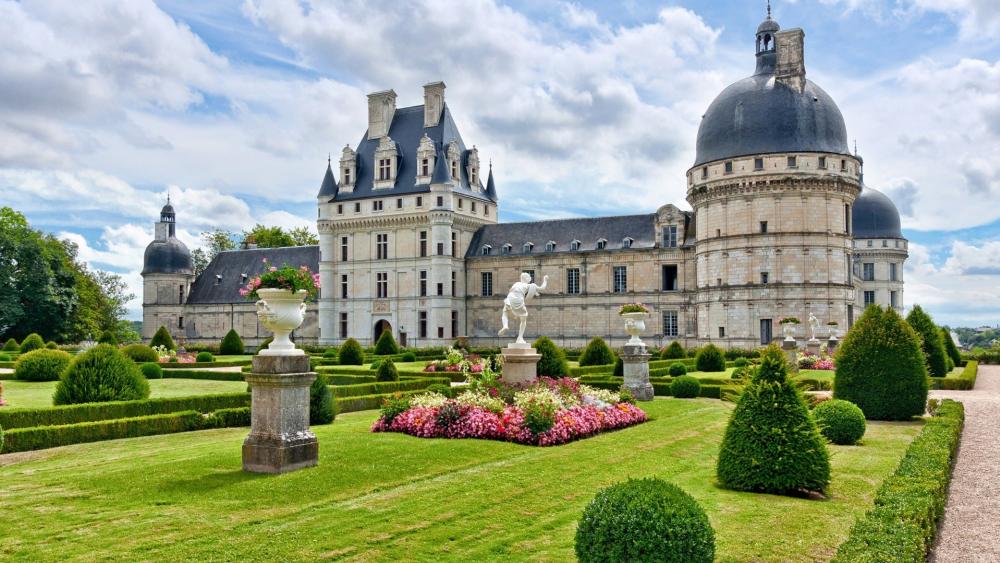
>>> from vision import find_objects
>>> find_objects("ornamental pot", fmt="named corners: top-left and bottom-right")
top-left (782, 322), bottom-right (797, 342)
top-left (621, 312), bottom-right (649, 346)
top-left (255, 288), bottom-right (308, 356)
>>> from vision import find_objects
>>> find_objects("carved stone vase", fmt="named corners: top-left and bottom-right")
top-left (256, 288), bottom-right (307, 356)
top-left (782, 322), bottom-right (797, 342)
top-left (621, 312), bottom-right (649, 346)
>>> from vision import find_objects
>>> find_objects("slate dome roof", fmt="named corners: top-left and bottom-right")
top-left (142, 237), bottom-right (193, 275)
top-left (852, 186), bottom-right (903, 239)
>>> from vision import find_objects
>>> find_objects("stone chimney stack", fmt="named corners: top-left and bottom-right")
top-left (423, 81), bottom-right (446, 128)
top-left (775, 28), bottom-right (806, 93)
top-left (367, 89), bottom-right (397, 140)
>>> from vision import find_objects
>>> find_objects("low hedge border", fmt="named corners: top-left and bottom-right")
top-left (335, 390), bottom-right (425, 413)
top-left (929, 361), bottom-right (978, 391)
top-left (317, 366), bottom-right (467, 383)
top-left (832, 400), bottom-right (964, 562)
top-left (580, 378), bottom-right (736, 399)
top-left (160, 370), bottom-right (246, 382)
top-left (160, 360), bottom-right (250, 369)
top-left (569, 358), bottom-right (736, 378)
top-left (0, 361), bottom-right (16, 369)
top-left (330, 378), bottom-right (450, 399)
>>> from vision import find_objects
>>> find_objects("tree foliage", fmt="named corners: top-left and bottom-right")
top-left (241, 224), bottom-right (319, 249)
top-left (906, 305), bottom-right (949, 377)
top-left (941, 328), bottom-right (962, 368)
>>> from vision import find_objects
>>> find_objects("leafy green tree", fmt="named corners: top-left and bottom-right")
top-left (533, 336), bottom-right (568, 377)
top-left (941, 328), bottom-right (962, 368)
top-left (288, 227), bottom-right (319, 246)
top-left (220, 329), bottom-right (245, 355)
top-left (579, 337), bottom-right (615, 366)
top-left (192, 228), bottom-right (237, 276)
top-left (374, 329), bottom-right (400, 355)
top-left (906, 305), bottom-right (949, 377)
top-left (242, 225), bottom-right (295, 248)
top-left (98, 330), bottom-right (118, 345)
top-left (150, 326), bottom-right (176, 350)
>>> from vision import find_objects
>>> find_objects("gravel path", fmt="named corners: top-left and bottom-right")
top-left (929, 364), bottom-right (1000, 562)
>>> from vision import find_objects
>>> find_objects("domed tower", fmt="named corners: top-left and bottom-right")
top-left (141, 198), bottom-right (194, 341)
top-left (687, 10), bottom-right (862, 347)
top-left (852, 185), bottom-right (907, 312)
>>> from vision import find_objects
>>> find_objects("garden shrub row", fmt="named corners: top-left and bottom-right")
top-left (160, 370), bottom-right (246, 382)
top-left (0, 393), bottom-right (250, 430)
top-left (329, 378), bottom-right (449, 399)
top-left (160, 360), bottom-right (250, 369)
top-left (335, 390), bottom-right (425, 413)
top-left (832, 400), bottom-right (964, 562)
top-left (963, 351), bottom-right (999, 364)
top-left (579, 378), bottom-right (736, 399)
top-left (568, 358), bottom-right (737, 378)
top-left (929, 361), bottom-right (978, 391)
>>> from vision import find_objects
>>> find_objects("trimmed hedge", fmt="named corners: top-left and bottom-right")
top-left (140, 362), bottom-right (163, 379)
top-left (671, 375), bottom-right (701, 398)
top-left (310, 374), bottom-right (336, 425)
top-left (122, 344), bottom-right (159, 363)
top-left (832, 400), bottom-right (964, 562)
top-left (906, 305), bottom-right (949, 377)
top-left (54, 344), bottom-right (150, 405)
top-left (375, 358), bottom-right (399, 382)
top-left (2, 338), bottom-right (18, 352)
top-left (196, 351), bottom-right (215, 363)
top-left (695, 344), bottom-right (726, 372)
top-left (534, 336), bottom-right (569, 377)
top-left (929, 361), bottom-right (978, 391)
top-left (160, 370), bottom-right (245, 381)
top-left (668, 362), bottom-right (688, 376)
top-left (335, 390), bottom-right (425, 413)
top-left (19, 333), bottom-right (45, 353)
top-left (374, 330), bottom-right (400, 356)
top-left (330, 378), bottom-right (449, 398)
top-left (14, 349), bottom-right (72, 382)
top-left (161, 360), bottom-right (250, 369)
top-left (661, 341), bottom-right (686, 360)
top-left (813, 400), bottom-right (866, 445)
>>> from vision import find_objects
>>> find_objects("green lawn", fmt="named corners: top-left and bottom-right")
top-left (0, 399), bottom-right (921, 561)
top-left (1, 379), bottom-right (248, 409)
top-left (798, 369), bottom-right (835, 381)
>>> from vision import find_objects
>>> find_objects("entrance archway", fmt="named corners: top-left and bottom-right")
top-left (374, 319), bottom-right (392, 344)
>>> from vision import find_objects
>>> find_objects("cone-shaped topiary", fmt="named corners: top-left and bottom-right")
top-left (941, 328), bottom-right (962, 368)
top-left (150, 326), bottom-right (175, 351)
top-left (2, 338), bottom-right (18, 352)
top-left (812, 399), bottom-right (866, 445)
top-left (533, 336), bottom-right (568, 377)
top-left (375, 358), bottom-right (399, 382)
top-left (374, 329), bottom-right (400, 355)
top-left (575, 478), bottom-right (715, 563)
top-left (579, 337), bottom-right (615, 367)
top-left (19, 333), bottom-right (44, 353)
top-left (14, 349), bottom-right (72, 382)
top-left (338, 338), bottom-right (364, 366)
top-left (220, 329), bottom-right (245, 355)
top-left (835, 306), bottom-right (928, 420)
top-left (310, 373), bottom-right (336, 424)
top-left (661, 341), bottom-right (686, 360)
top-left (695, 344), bottom-right (725, 372)
top-left (98, 331), bottom-right (118, 345)
top-left (717, 344), bottom-right (830, 495)
top-left (54, 344), bottom-right (150, 405)
top-left (671, 375), bottom-right (700, 398)
top-left (906, 305), bottom-right (949, 377)
top-left (122, 344), bottom-right (158, 363)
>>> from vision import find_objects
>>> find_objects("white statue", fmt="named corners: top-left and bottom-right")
top-left (808, 313), bottom-right (820, 342)
top-left (498, 273), bottom-right (549, 345)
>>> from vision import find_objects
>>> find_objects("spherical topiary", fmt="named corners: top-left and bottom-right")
top-left (374, 329), bottom-right (400, 356)
top-left (2, 338), bottom-right (18, 352)
top-left (613, 355), bottom-right (623, 377)
top-left (575, 478), bottom-right (715, 563)
top-left (400, 351), bottom-right (417, 362)
top-left (376, 358), bottom-right (399, 382)
top-left (46, 341), bottom-right (58, 350)
top-left (14, 349), bottom-right (72, 382)
top-left (835, 306), bottom-right (928, 421)
top-left (812, 399), bottom-right (866, 445)
top-left (310, 373), bottom-right (336, 425)
top-left (196, 351), bottom-right (215, 363)
top-left (532, 336), bottom-right (568, 377)
top-left (906, 305), bottom-right (949, 377)
top-left (671, 375), bottom-right (701, 398)
top-left (323, 347), bottom-right (339, 359)
top-left (734, 357), bottom-right (749, 368)
top-left (695, 344), bottom-right (725, 372)
top-left (661, 341), bottom-right (686, 360)
top-left (219, 329), bottom-right (245, 355)
top-left (668, 362), bottom-right (688, 376)
top-left (97, 330), bottom-right (118, 345)
top-left (150, 326), bottom-right (175, 351)
top-left (140, 362), bottom-right (163, 379)
top-left (19, 333), bottom-right (45, 353)
top-left (54, 344), bottom-right (150, 405)
top-left (717, 344), bottom-right (830, 495)
top-left (579, 337), bottom-right (615, 367)
top-left (122, 344), bottom-right (159, 363)
top-left (338, 338), bottom-right (364, 366)
top-left (941, 327), bottom-right (962, 369)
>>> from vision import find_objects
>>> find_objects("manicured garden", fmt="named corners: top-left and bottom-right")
top-left (1, 378), bottom-right (247, 409)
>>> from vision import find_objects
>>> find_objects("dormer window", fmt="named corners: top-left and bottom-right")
top-left (570, 240), bottom-right (581, 251)
top-left (501, 244), bottom-right (512, 255)
top-left (622, 237), bottom-right (633, 249)
top-left (415, 134), bottom-right (435, 184)
top-left (421, 160), bottom-right (429, 176)
top-left (596, 238), bottom-right (607, 250)
top-left (523, 242), bottom-right (534, 254)
top-left (481, 245), bottom-right (492, 256)
top-left (373, 136), bottom-right (399, 189)
top-left (339, 144), bottom-right (357, 193)
top-left (447, 140), bottom-right (461, 184)
top-left (215, 274), bottom-right (222, 286)
top-left (451, 160), bottom-right (458, 180)
top-left (378, 159), bottom-right (391, 180)
top-left (466, 146), bottom-right (480, 188)
top-left (545, 241), bottom-right (556, 252)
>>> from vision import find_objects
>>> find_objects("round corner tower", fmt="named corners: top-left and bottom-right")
top-left (141, 200), bottom-right (194, 341)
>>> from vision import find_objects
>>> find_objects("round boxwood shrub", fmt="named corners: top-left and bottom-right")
top-left (323, 347), bottom-right (339, 359)
top-left (376, 358), bottom-right (399, 382)
top-left (14, 349), bottom-right (72, 382)
top-left (671, 375), bottom-right (701, 398)
top-left (579, 337), bottom-right (615, 367)
top-left (695, 344), bottom-right (725, 372)
top-left (2, 338), bottom-right (18, 352)
top-left (310, 373), bottom-right (336, 425)
top-left (575, 478), bottom-right (715, 563)
top-left (122, 344), bottom-right (159, 363)
top-left (54, 344), bottom-right (150, 405)
top-left (19, 333), bottom-right (45, 354)
top-left (196, 351), bottom-right (215, 363)
top-left (219, 329), bottom-right (245, 355)
top-left (835, 306), bottom-right (928, 421)
top-left (941, 327), bottom-right (962, 369)
top-left (533, 336), bottom-right (568, 377)
top-left (733, 357), bottom-right (749, 368)
top-left (97, 330), bottom-right (118, 345)
top-left (906, 305), bottom-right (949, 377)
top-left (812, 399), bottom-right (866, 445)
top-left (140, 362), bottom-right (163, 379)
top-left (400, 351), bottom-right (417, 362)
top-left (374, 330), bottom-right (400, 356)
top-left (717, 344), bottom-right (830, 495)
top-left (150, 326), bottom-right (175, 351)
top-left (46, 341), bottom-right (58, 349)
top-left (0, 353), bottom-right (10, 362)
top-left (661, 341), bottom-right (686, 360)
top-left (668, 362), bottom-right (688, 376)
top-left (338, 338), bottom-right (364, 366)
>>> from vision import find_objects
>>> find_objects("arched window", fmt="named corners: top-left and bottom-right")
top-left (545, 241), bottom-right (556, 252)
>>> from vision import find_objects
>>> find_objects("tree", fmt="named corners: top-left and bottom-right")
top-left (376, 358), bottom-right (399, 382)
top-left (193, 228), bottom-right (237, 276)
top-left (338, 338), bottom-right (364, 365)
top-left (906, 305), bottom-right (949, 377)
top-left (941, 328), bottom-right (962, 368)
top-left (579, 337), bottom-right (615, 367)
top-left (242, 225), bottom-right (296, 248)
top-left (533, 336), bottom-right (569, 377)
top-left (289, 227), bottom-right (319, 246)
top-left (310, 373), bottom-right (336, 424)
top-left (695, 344), bottom-right (726, 372)
top-left (54, 344), bottom-right (150, 405)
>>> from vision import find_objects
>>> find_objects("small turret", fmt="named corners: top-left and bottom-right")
top-left (485, 162), bottom-right (498, 202)
top-left (317, 156), bottom-right (339, 199)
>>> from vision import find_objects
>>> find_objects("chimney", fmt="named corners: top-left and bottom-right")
top-left (367, 89), bottom-right (397, 140)
top-left (775, 28), bottom-right (806, 93)
top-left (423, 81), bottom-right (446, 128)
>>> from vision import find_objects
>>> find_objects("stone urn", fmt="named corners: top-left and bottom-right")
top-left (621, 312), bottom-right (649, 346)
top-left (256, 288), bottom-right (307, 356)
top-left (782, 322), bottom-right (797, 342)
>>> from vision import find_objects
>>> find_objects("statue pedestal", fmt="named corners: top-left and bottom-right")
top-left (501, 344), bottom-right (540, 386)
top-left (827, 337), bottom-right (839, 354)
top-left (805, 339), bottom-right (822, 358)
top-left (243, 355), bottom-right (318, 474)
top-left (782, 339), bottom-right (798, 372)
top-left (621, 344), bottom-right (654, 401)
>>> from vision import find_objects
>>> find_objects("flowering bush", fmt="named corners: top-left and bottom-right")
top-left (799, 350), bottom-right (836, 370)
top-left (779, 317), bottom-right (801, 325)
top-left (619, 303), bottom-right (649, 314)
top-left (240, 258), bottom-right (320, 301)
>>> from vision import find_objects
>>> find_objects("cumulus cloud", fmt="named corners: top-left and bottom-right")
top-left (904, 241), bottom-right (1000, 325)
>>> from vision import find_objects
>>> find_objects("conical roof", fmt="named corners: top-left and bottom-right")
top-left (317, 161), bottom-right (338, 198)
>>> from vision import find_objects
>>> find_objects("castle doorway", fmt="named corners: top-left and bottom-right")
top-left (374, 319), bottom-right (392, 344)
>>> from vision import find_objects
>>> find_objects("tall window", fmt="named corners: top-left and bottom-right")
top-left (339, 312), bottom-right (348, 339)
top-left (178, 285), bottom-right (184, 304)
top-left (451, 311), bottom-right (458, 338)
top-left (451, 160), bottom-right (458, 180)
top-left (567, 268), bottom-right (581, 295)
top-left (436, 242), bottom-right (444, 256)
top-left (378, 158), bottom-right (391, 180)
top-left (458, 199), bottom-right (463, 209)
top-left (891, 291), bottom-right (899, 308)
top-left (437, 196), bottom-right (444, 207)
top-left (662, 226), bottom-right (678, 248)
top-left (354, 202), bottom-right (360, 213)
top-left (396, 198), bottom-right (403, 209)
top-left (863, 263), bottom-right (875, 281)
top-left (724, 161), bottom-right (733, 174)
top-left (663, 310), bottom-right (679, 338)
top-left (451, 271), bottom-right (456, 295)
top-left (340, 236), bottom-right (349, 261)
top-left (421, 159), bottom-right (429, 176)
top-left (845, 204), bottom-right (851, 234)
top-left (376, 233), bottom-right (388, 260)
top-left (890, 263), bottom-right (898, 282)
top-left (372, 200), bottom-right (383, 212)
top-left (419, 231), bottom-right (427, 257)
top-left (719, 326), bottom-right (726, 338)
top-left (451, 232), bottom-right (457, 256)
top-left (178, 316), bottom-right (184, 329)
top-left (760, 271), bottom-right (769, 284)
top-left (437, 282), bottom-right (443, 297)
top-left (417, 196), bottom-right (423, 207)
top-left (471, 202), bottom-right (477, 213)
top-left (343, 168), bottom-right (351, 185)
top-left (481, 272), bottom-right (493, 296)
top-left (818, 156), bottom-right (827, 169)
top-left (864, 290), bottom-right (876, 306)
top-left (419, 271), bottom-right (427, 297)
top-left (613, 266), bottom-right (627, 293)
top-left (340, 274), bottom-right (348, 299)
top-left (662, 265), bottom-right (678, 291)
top-left (418, 311), bottom-right (427, 338)
top-left (376, 272), bottom-right (388, 298)
top-left (760, 221), bottom-right (768, 233)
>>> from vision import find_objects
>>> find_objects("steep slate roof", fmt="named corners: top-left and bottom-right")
top-left (317, 161), bottom-right (338, 198)
top-left (466, 214), bottom-right (658, 258)
top-left (186, 246), bottom-right (320, 305)
top-left (331, 103), bottom-right (494, 203)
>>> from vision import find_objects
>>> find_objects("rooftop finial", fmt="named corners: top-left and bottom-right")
top-left (166, 192), bottom-right (171, 205)
top-left (328, 152), bottom-right (331, 166)
top-left (854, 139), bottom-right (858, 155)
top-left (767, 0), bottom-right (772, 19)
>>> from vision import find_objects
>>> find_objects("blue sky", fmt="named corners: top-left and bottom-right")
top-left (1, 0), bottom-right (999, 326)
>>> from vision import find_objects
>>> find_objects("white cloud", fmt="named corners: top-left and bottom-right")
top-left (904, 241), bottom-right (1000, 325)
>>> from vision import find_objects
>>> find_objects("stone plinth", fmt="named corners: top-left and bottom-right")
top-left (827, 337), bottom-right (839, 354)
top-left (782, 339), bottom-right (798, 371)
top-left (621, 344), bottom-right (653, 401)
top-left (243, 354), bottom-right (318, 474)
top-left (501, 343), bottom-right (540, 386)
top-left (805, 339), bottom-right (822, 358)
